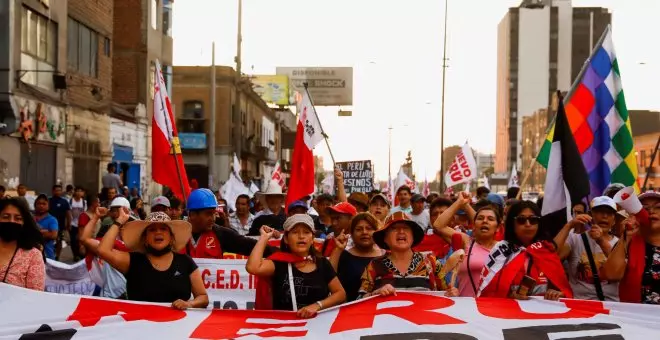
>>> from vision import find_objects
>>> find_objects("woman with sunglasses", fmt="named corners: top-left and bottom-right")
top-left (432, 192), bottom-right (500, 297)
top-left (477, 201), bottom-right (577, 300)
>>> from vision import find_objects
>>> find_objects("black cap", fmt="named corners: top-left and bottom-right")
top-left (411, 194), bottom-right (425, 203)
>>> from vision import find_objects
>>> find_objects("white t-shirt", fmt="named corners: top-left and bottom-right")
top-left (566, 231), bottom-right (619, 301)
top-left (70, 198), bottom-right (86, 228)
top-left (409, 209), bottom-right (431, 233)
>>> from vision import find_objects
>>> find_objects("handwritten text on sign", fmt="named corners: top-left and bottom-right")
top-left (336, 160), bottom-right (373, 193)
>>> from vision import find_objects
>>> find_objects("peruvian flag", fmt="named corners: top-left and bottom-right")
top-left (285, 90), bottom-right (323, 207)
top-left (152, 61), bottom-right (191, 200)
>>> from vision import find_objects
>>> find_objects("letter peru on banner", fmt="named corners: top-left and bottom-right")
top-left (1, 285), bottom-right (659, 339)
top-left (445, 143), bottom-right (478, 188)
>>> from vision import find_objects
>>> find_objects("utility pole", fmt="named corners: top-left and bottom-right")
top-left (233, 0), bottom-right (243, 163)
top-left (209, 42), bottom-right (216, 189)
top-left (388, 126), bottom-right (393, 183)
top-left (439, 0), bottom-right (449, 192)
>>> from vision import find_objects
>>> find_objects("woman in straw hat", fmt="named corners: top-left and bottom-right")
top-left (97, 209), bottom-right (208, 309)
top-left (246, 214), bottom-right (346, 318)
top-left (358, 211), bottom-right (460, 298)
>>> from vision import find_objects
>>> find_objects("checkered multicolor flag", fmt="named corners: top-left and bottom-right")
top-left (537, 25), bottom-right (639, 198)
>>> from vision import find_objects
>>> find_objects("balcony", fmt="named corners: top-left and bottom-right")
top-left (257, 146), bottom-right (277, 162)
top-left (177, 118), bottom-right (206, 134)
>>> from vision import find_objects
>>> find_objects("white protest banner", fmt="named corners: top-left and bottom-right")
top-left (45, 259), bottom-right (96, 296)
top-left (444, 143), bottom-right (478, 187)
top-left (195, 258), bottom-right (256, 310)
top-left (1, 284), bottom-right (659, 339)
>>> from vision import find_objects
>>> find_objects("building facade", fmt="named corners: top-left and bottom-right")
top-left (111, 0), bottom-right (174, 199)
top-left (495, 0), bottom-right (610, 174)
top-left (630, 110), bottom-right (660, 191)
top-left (0, 0), bottom-right (114, 194)
top-left (172, 66), bottom-right (280, 190)
top-left (521, 108), bottom-right (550, 192)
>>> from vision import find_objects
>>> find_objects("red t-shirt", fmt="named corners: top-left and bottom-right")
top-left (78, 212), bottom-right (92, 229)
top-left (186, 230), bottom-right (223, 259)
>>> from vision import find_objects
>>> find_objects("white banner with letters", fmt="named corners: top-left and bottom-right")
top-left (45, 259), bottom-right (96, 296)
top-left (1, 283), bottom-right (659, 339)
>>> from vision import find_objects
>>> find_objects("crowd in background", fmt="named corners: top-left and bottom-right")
top-left (1, 167), bottom-right (659, 317)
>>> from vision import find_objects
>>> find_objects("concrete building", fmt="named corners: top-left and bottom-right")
top-left (495, 0), bottom-right (611, 174)
top-left (0, 0), bottom-right (114, 194)
top-left (111, 0), bottom-right (174, 199)
top-left (521, 108), bottom-right (550, 192)
top-left (630, 110), bottom-right (660, 191)
top-left (172, 66), bottom-right (280, 190)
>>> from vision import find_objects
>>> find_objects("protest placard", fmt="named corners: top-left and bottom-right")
top-left (336, 160), bottom-right (373, 193)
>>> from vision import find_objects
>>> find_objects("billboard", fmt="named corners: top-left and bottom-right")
top-left (276, 67), bottom-right (353, 106)
top-left (250, 75), bottom-right (289, 105)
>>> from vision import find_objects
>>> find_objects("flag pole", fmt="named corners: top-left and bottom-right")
top-left (156, 63), bottom-right (188, 204)
top-left (516, 158), bottom-right (537, 200)
top-left (302, 82), bottom-right (336, 167)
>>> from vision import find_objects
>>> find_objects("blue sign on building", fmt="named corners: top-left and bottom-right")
top-left (179, 133), bottom-right (207, 149)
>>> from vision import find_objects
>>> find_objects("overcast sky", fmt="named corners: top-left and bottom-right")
top-left (173, 0), bottom-right (660, 181)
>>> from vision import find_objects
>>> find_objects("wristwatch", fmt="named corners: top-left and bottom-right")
top-left (112, 221), bottom-right (124, 228)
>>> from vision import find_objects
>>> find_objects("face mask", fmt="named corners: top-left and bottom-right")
top-left (145, 244), bottom-right (172, 256)
top-left (0, 222), bottom-right (22, 242)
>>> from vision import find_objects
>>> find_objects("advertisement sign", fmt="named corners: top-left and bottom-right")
top-left (250, 75), bottom-right (289, 105)
top-left (276, 67), bottom-right (353, 106)
top-left (336, 160), bottom-right (373, 193)
top-left (2, 283), bottom-right (659, 340)
top-left (178, 133), bottom-right (207, 149)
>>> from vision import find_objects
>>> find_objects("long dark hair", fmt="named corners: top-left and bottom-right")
top-left (0, 198), bottom-right (44, 250)
top-left (503, 200), bottom-right (552, 247)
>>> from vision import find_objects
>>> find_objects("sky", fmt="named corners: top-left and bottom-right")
top-left (173, 0), bottom-right (660, 181)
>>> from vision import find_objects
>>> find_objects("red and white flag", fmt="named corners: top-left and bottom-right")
top-left (271, 161), bottom-right (286, 190)
top-left (285, 90), bottom-right (323, 207)
top-left (152, 61), bottom-right (190, 200)
top-left (444, 143), bottom-right (477, 188)
top-left (422, 177), bottom-right (430, 197)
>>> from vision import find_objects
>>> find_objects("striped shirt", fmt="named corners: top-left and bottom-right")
top-left (359, 252), bottom-right (448, 297)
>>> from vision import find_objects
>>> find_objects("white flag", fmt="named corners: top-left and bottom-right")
top-left (444, 143), bottom-right (478, 187)
top-left (298, 90), bottom-right (324, 149)
top-left (221, 174), bottom-right (249, 212)
top-left (394, 168), bottom-right (416, 194)
top-left (508, 164), bottom-right (519, 188)
top-left (482, 174), bottom-right (490, 190)
top-left (248, 181), bottom-right (260, 198)
top-left (321, 174), bottom-right (334, 194)
top-left (233, 153), bottom-right (242, 182)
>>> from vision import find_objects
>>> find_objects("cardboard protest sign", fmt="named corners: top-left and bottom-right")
top-left (336, 160), bottom-right (373, 193)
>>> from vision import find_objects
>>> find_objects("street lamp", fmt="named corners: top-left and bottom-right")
top-left (439, 0), bottom-right (449, 192)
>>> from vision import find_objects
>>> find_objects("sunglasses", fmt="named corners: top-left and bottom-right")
top-left (515, 215), bottom-right (540, 225)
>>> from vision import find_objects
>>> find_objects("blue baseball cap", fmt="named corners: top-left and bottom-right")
top-left (486, 193), bottom-right (505, 208)
top-left (287, 200), bottom-right (309, 211)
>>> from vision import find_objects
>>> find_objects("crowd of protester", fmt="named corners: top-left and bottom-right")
top-left (0, 171), bottom-right (659, 316)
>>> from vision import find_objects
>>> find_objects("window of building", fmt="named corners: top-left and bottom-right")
top-left (182, 101), bottom-right (204, 119)
top-left (68, 18), bottom-right (99, 77)
top-left (104, 37), bottom-right (111, 57)
top-left (162, 0), bottom-right (173, 36)
top-left (151, 0), bottom-right (158, 30)
top-left (21, 6), bottom-right (57, 89)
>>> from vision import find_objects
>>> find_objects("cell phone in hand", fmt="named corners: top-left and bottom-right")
top-left (517, 275), bottom-right (536, 297)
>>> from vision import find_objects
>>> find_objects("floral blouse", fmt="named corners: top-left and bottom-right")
top-left (359, 252), bottom-right (448, 297)
top-left (0, 248), bottom-right (45, 291)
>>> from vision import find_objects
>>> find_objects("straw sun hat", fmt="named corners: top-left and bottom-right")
top-left (121, 212), bottom-right (192, 253)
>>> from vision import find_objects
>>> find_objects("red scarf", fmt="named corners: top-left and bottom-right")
top-left (254, 252), bottom-right (309, 310)
top-left (619, 209), bottom-right (651, 303)
top-left (481, 241), bottom-right (573, 299)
